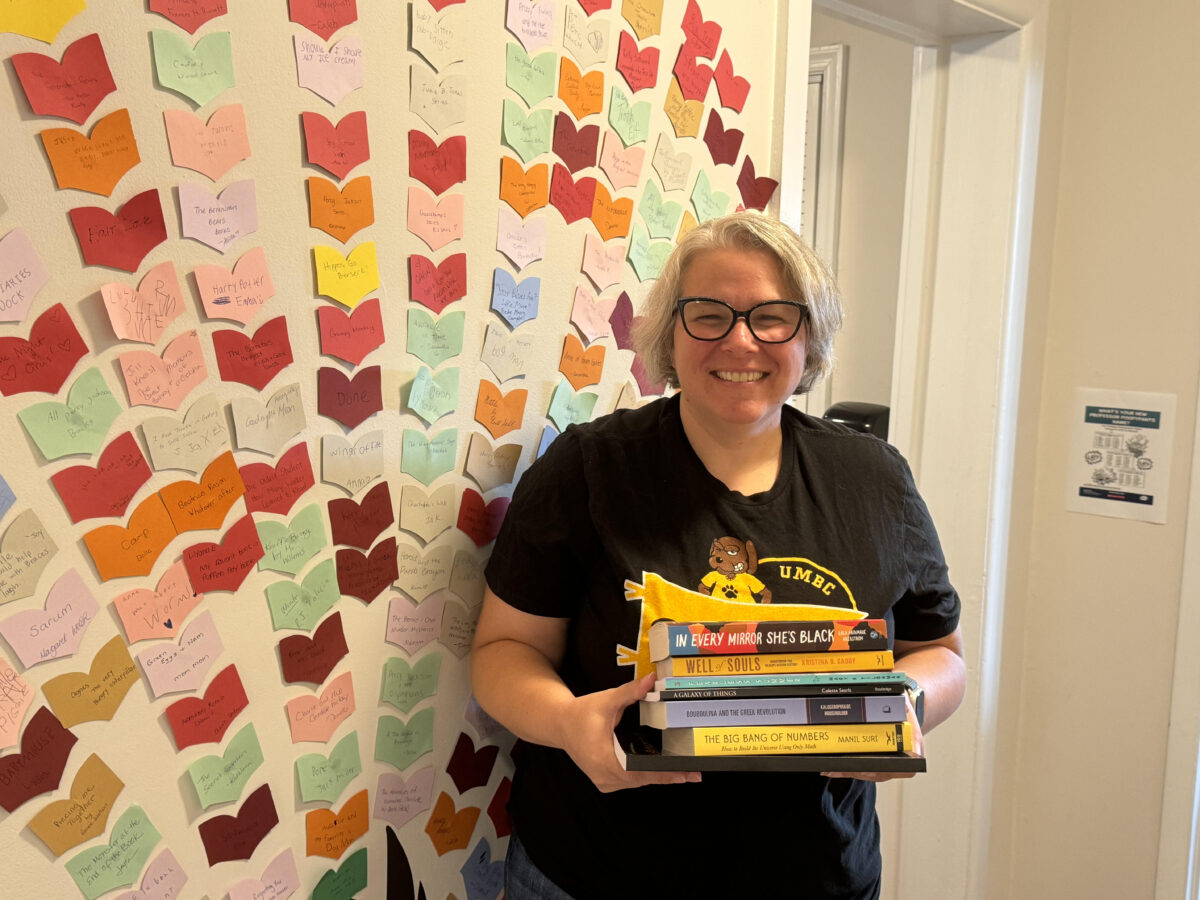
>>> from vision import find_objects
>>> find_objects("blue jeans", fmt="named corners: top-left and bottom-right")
top-left (505, 831), bottom-right (575, 900)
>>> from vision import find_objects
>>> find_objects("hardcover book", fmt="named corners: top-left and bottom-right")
top-left (639, 694), bottom-right (907, 729)
top-left (654, 649), bottom-right (894, 679)
top-left (649, 618), bottom-right (889, 660)
top-left (660, 721), bottom-right (915, 757)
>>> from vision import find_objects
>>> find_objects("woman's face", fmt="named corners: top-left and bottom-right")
top-left (672, 247), bottom-right (808, 435)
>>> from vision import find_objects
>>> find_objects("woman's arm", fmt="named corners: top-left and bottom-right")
top-left (470, 584), bottom-right (702, 792)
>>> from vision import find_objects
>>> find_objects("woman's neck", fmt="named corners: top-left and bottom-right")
top-left (678, 399), bottom-right (784, 496)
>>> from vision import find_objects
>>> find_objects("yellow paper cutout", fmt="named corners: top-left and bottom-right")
top-left (0, 0), bottom-right (86, 43)
top-left (28, 754), bottom-right (124, 857)
top-left (42, 635), bottom-right (142, 728)
top-left (664, 77), bottom-right (705, 139)
top-left (314, 242), bottom-right (379, 308)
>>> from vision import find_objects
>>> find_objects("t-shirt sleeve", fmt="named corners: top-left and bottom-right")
top-left (892, 461), bottom-right (962, 641)
top-left (484, 429), bottom-right (597, 619)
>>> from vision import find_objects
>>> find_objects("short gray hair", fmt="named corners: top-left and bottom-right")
top-left (632, 211), bottom-right (842, 394)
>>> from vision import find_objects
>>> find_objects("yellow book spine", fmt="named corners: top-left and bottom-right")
top-left (664, 722), bottom-right (914, 756)
top-left (656, 650), bottom-right (894, 678)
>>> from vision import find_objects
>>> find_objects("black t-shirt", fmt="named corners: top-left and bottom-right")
top-left (485, 395), bottom-right (959, 898)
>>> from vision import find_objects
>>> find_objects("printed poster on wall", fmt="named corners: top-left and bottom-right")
top-left (1066, 388), bottom-right (1176, 524)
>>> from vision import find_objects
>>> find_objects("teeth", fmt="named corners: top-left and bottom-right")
top-left (715, 371), bottom-right (766, 383)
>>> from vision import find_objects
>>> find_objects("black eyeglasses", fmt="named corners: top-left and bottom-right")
top-left (676, 297), bottom-right (809, 343)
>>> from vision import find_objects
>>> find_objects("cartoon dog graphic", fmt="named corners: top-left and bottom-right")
top-left (698, 536), bottom-right (773, 604)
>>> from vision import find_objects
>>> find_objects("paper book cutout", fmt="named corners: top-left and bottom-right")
top-left (627, 221), bottom-right (673, 281)
top-left (599, 130), bottom-right (644, 190)
top-left (0, 509), bottom-right (57, 604)
top-left (424, 791), bottom-right (479, 855)
top-left (42, 635), bottom-right (140, 728)
top-left (289, 0), bottom-right (358, 40)
top-left (297, 730), bottom-right (361, 804)
top-left (182, 514), bottom-right (265, 592)
top-left (501, 100), bottom-right (551, 164)
top-left (112, 560), bottom-right (202, 644)
top-left (231, 382), bottom-right (305, 455)
top-left (703, 107), bottom-right (744, 165)
top-left (412, 2), bottom-right (465, 71)
top-left (374, 767), bottom-right (435, 832)
top-left (151, 30), bottom-right (235, 107)
top-left (194, 246), bottom-right (275, 323)
top-left (398, 483), bottom-right (455, 544)
top-left (591, 181), bottom-right (633, 240)
top-left (506, 0), bottom-right (554, 53)
top-left (438, 597), bottom-right (476, 659)
top-left (165, 664), bottom-right (248, 750)
top-left (548, 378), bottom-right (599, 431)
top-left (314, 242), bottom-right (378, 307)
top-left (229, 849), bottom-right (299, 900)
top-left (100, 260), bottom-right (185, 344)
top-left (400, 429), bottom-right (457, 487)
top-left (428, 0), bottom-right (465, 8)
top-left (0, 302), bottom-right (87, 397)
top-left (581, 232), bottom-right (625, 291)
top-left (286, 670), bottom-right (354, 743)
top-left (136, 608), bottom-right (223, 698)
top-left (279, 611), bottom-right (348, 685)
top-left (308, 176), bottom-right (374, 243)
top-left (737, 154), bottom-right (779, 211)
top-left (381, 652), bottom-right (440, 714)
top-left (407, 307), bottom-right (464, 368)
top-left (0, 228), bottom-right (51, 323)
top-left (0, 659), bottom-right (33, 748)
top-left (408, 188), bottom-right (463, 252)
top-left (295, 34), bottom-right (364, 105)
top-left (142, 394), bottom-right (230, 473)
top-left (553, 112), bottom-right (599, 173)
top-left (690, 168), bottom-right (730, 223)
top-left (179, 179), bottom-right (258, 252)
top-left (328, 481), bottom-right (392, 549)
top-left (496, 205), bottom-right (546, 270)
top-left (313, 846), bottom-right (367, 900)
top-left (0, 706), bottom-right (76, 812)
top-left (118, 329), bottom-right (207, 410)
top-left (499, 156), bottom-right (548, 219)
top-left (41, 108), bottom-right (140, 196)
top-left (714, 46), bottom-right (751, 111)
top-left (487, 775), bottom-right (513, 835)
top-left (504, 43), bottom-right (556, 108)
top-left (336, 538), bottom-right (398, 604)
top-left (212, 316), bottom-right (294, 390)
top-left (51, 431), bottom-right (150, 522)
top-left (164, 104), bottom-right (249, 180)
top-left (490, 267), bottom-right (540, 327)
top-left (632, 353), bottom-right (665, 396)
top-left (409, 65), bottom-right (465, 133)
top-left (410, 252), bottom-right (467, 314)
top-left (558, 57), bottom-right (604, 120)
top-left (407, 366), bottom-right (459, 426)
top-left (457, 490), bottom-right (509, 547)
top-left (150, 0), bottom-right (228, 33)
top-left (302, 110), bottom-right (370, 180)
top-left (652, 131), bottom-right (693, 191)
top-left (639, 177), bottom-right (684, 239)
top-left (563, 4), bottom-right (609, 68)
top-left (307, 788), bottom-right (368, 859)
top-left (0, 473), bottom-right (13, 521)
top-left (28, 753), bottom-right (123, 856)
top-left (64, 805), bottom-right (160, 900)
top-left (480, 323), bottom-right (534, 383)
top-left (240, 443), bottom-right (314, 516)
top-left (111, 848), bottom-right (187, 900)
top-left (474, 380), bottom-right (527, 439)
top-left (673, 42), bottom-right (713, 102)
top-left (198, 782), bottom-right (278, 865)
top-left (318, 296), bottom-right (385, 365)
top-left (409, 131), bottom-right (466, 196)
top-left (321, 430), bottom-right (384, 495)
top-left (318, 365), bottom-right (382, 430)
top-left (449, 547), bottom-right (486, 606)
top-left (12, 33), bottom-right (116, 124)
top-left (266, 558), bottom-right (339, 632)
top-left (461, 837), bottom-right (506, 899)
top-left (0, 0), bottom-right (85, 43)
top-left (559, 332), bottom-right (606, 389)
top-left (447, 732), bottom-right (498, 793)
top-left (466, 693), bottom-right (505, 742)
top-left (681, 0), bottom-right (721, 53)
top-left (570, 282), bottom-right (616, 343)
top-left (579, 0), bottom-right (613, 14)
top-left (0, 568), bottom-right (98, 668)
top-left (385, 594), bottom-right (444, 656)
top-left (394, 544), bottom-right (452, 604)
top-left (16, 367), bottom-right (120, 460)
top-left (375, 708), bottom-right (435, 771)
top-left (255, 502), bottom-right (326, 576)
top-left (159, 450), bottom-right (245, 534)
top-left (621, 0), bottom-right (662, 39)
top-left (609, 290), bottom-right (635, 349)
top-left (615, 30), bottom-right (657, 93)
top-left (465, 433), bottom-right (520, 493)
top-left (68, 189), bottom-right (167, 272)
top-left (664, 76), bottom-right (703, 138)
top-left (550, 163), bottom-right (597, 224)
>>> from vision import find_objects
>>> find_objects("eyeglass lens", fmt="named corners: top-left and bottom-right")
top-left (680, 298), bottom-right (805, 343)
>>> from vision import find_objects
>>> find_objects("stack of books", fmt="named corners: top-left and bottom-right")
top-left (617, 618), bottom-right (924, 773)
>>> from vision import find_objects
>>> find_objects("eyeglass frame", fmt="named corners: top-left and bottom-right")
top-left (674, 297), bottom-right (810, 344)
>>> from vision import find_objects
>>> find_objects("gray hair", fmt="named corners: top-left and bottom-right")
top-left (632, 210), bottom-right (843, 394)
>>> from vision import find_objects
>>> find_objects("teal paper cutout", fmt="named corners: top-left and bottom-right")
top-left (690, 169), bottom-right (730, 223)
top-left (65, 805), bottom-right (161, 900)
top-left (186, 723), bottom-right (264, 809)
top-left (375, 708), bottom-right (435, 771)
top-left (547, 378), bottom-right (598, 431)
top-left (407, 308), bottom-right (465, 369)
top-left (638, 179), bottom-right (683, 239)
top-left (18, 367), bottom-right (122, 461)
top-left (407, 366), bottom-right (459, 425)
top-left (151, 30), bottom-right (235, 107)
top-left (296, 731), bottom-right (362, 804)
top-left (504, 43), bottom-right (556, 107)
top-left (380, 653), bottom-right (442, 714)
top-left (256, 502), bottom-right (327, 575)
top-left (313, 847), bottom-right (368, 900)
top-left (400, 428), bottom-right (457, 486)
top-left (501, 99), bottom-right (553, 164)
top-left (265, 558), bottom-right (339, 631)
top-left (627, 222), bottom-right (674, 281)
top-left (609, 86), bottom-right (651, 147)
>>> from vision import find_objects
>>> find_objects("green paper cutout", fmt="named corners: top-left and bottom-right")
top-left (65, 805), bottom-right (161, 900)
top-left (505, 43), bottom-right (556, 107)
top-left (256, 502), bottom-right (327, 575)
top-left (296, 731), bottom-right (362, 804)
top-left (186, 723), bottom-right (264, 809)
top-left (375, 708), bottom-right (435, 771)
top-left (407, 366), bottom-right (459, 426)
top-left (638, 179), bottom-right (684, 240)
top-left (627, 222), bottom-right (674, 282)
top-left (407, 308), bottom-right (465, 369)
top-left (266, 558), bottom-right (339, 631)
top-left (501, 99), bottom-right (553, 164)
top-left (690, 169), bottom-right (730, 223)
top-left (380, 653), bottom-right (441, 714)
top-left (547, 378), bottom-right (598, 431)
top-left (609, 86), bottom-right (651, 147)
top-left (151, 30), bottom-right (235, 107)
top-left (313, 847), bottom-right (368, 900)
top-left (400, 429), bottom-right (457, 486)
top-left (18, 367), bottom-right (122, 461)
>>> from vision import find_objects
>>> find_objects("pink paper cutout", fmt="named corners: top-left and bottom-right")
top-left (164, 105), bottom-right (250, 180)
top-left (570, 283), bottom-right (617, 344)
top-left (286, 670), bottom-right (354, 742)
top-left (294, 34), bottom-right (364, 106)
top-left (67, 189), bottom-right (167, 272)
top-left (385, 593), bottom-right (445, 656)
top-left (118, 329), bottom-right (207, 410)
top-left (100, 260), bottom-right (185, 344)
top-left (112, 560), bottom-right (203, 644)
top-left (193, 246), bottom-right (275, 324)
top-left (179, 179), bottom-right (258, 252)
top-left (0, 228), bottom-right (51, 324)
top-left (407, 188), bottom-right (464, 252)
top-left (0, 659), bottom-right (33, 750)
top-left (581, 232), bottom-right (625, 290)
top-left (374, 768), bottom-right (435, 832)
top-left (11, 33), bottom-right (116, 124)
top-left (136, 608), bottom-right (223, 698)
top-left (598, 130), bottom-right (645, 190)
top-left (0, 570), bottom-right (98, 669)
top-left (495, 206), bottom-right (546, 270)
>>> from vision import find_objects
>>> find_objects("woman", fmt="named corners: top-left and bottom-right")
top-left (471, 211), bottom-right (966, 898)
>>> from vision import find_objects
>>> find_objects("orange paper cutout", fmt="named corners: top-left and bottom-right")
top-left (305, 789), bottom-right (368, 859)
top-left (42, 636), bottom-right (141, 729)
top-left (28, 753), bottom-right (123, 856)
top-left (82, 493), bottom-right (177, 582)
top-left (558, 333), bottom-right (606, 390)
top-left (557, 58), bottom-right (604, 120)
top-left (474, 380), bottom-right (528, 439)
top-left (498, 157), bottom-right (548, 219)
top-left (39, 108), bottom-right (140, 197)
top-left (590, 182), bottom-right (633, 241)
top-left (158, 450), bottom-right (246, 534)
top-left (307, 176), bottom-right (375, 244)
top-left (424, 791), bottom-right (480, 856)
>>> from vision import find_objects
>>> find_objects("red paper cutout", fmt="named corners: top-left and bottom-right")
top-left (11, 34), bottom-right (116, 125)
top-left (549, 164), bottom-right (598, 224)
top-left (631, 354), bottom-right (666, 396)
top-left (50, 431), bottom-right (151, 523)
top-left (240, 443), bottom-right (315, 516)
top-left (317, 366), bottom-right (383, 430)
top-left (487, 776), bottom-right (512, 837)
top-left (703, 107), bottom-right (744, 166)
top-left (279, 611), bottom-right (349, 685)
top-left (150, 0), bottom-right (229, 33)
top-left (317, 296), bottom-right (385, 365)
top-left (0, 708), bottom-right (77, 813)
top-left (289, 0), bottom-right (358, 41)
top-left (82, 493), bottom-right (176, 582)
top-left (609, 291), bottom-right (635, 350)
top-left (165, 664), bottom-right (249, 751)
top-left (456, 489), bottom-right (510, 547)
top-left (577, 0), bottom-right (611, 13)
top-left (159, 451), bottom-right (245, 534)
top-left (680, 0), bottom-right (722, 59)
top-left (0, 302), bottom-right (88, 396)
top-left (211, 316), bottom-right (294, 390)
top-left (552, 113), bottom-right (600, 174)
top-left (428, 0), bottom-right (466, 8)
top-left (615, 30), bottom-right (659, 94)
top-left (713, 48), bottom-right (750, 112)
top-left (446, 732), bottom-right (498, 793)
top-left (336, 537), bottom-right (397, 603)
top-left (673, 44), bottom-right (713, 102)
top-left (68, 189), bottom-right (167, 272)
top-left (198, 783), bottom-right (279, 865)
top-left (409, 253), bottom-right (467, 314)
top-left (301, 111), bottom-right (370, 181)
top-left (736, 155), bottom-right (779, 211)
top-left (327, 481), bottom-right (392, 550)
top-left (408, 131), bottom-right (466, 196)
top-left (182, 514), bottom-right (265, 593)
